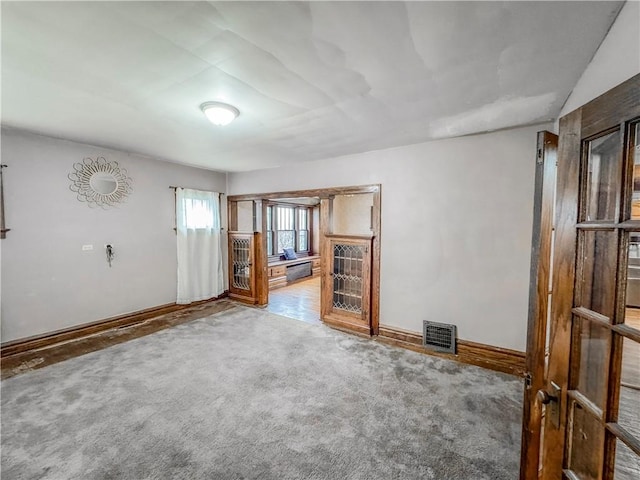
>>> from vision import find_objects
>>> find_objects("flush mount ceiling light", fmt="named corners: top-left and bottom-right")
top-left (200, 101), bottom-right (240, 126)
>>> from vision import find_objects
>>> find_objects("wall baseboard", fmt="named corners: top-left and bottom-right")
top-left (2, 298), bottom-right (526, 379)
top-left (323, 316), bottom-right (372, 338)
top-left (377, 324), bottom-right (526, 377)
top-left (0, 292), bottom-right (229, 358)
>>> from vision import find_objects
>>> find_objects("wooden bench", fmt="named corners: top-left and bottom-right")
top-left (268, 255), bottom-right (321, 290)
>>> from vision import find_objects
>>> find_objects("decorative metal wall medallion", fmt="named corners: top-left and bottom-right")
top-left (68, 157), bottom-right (133, 208)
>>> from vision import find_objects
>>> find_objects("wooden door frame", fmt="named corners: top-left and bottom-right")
top-left (227, 184), bottom-right (382, 335)
top-left (520, 130), bottom-right (558, 479)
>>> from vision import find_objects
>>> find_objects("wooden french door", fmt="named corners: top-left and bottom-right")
top-left (527, 75), bottom-right (640, 479)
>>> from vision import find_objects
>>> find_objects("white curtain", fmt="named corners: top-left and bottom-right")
top-left (176, 188), bottom-right (224, 304)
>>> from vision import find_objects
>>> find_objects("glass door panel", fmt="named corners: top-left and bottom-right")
top-left (614, 439), bottom-right (640, 480)
top-left (332, 243), bottom-right (365, 314)
top-left (564, 130), bottom-right (623, 478)
top-left (626, 233), bottom-right (640, 314)
top-left (322, 236), bottom-right (372, 334)
top-left (568, 400), bottom-right (605, 480)
top-left (573, 318), bottom-right (611, 409)
top-left (231, 235), bottom-right (252, 290)
top-left (629, 123), bottom-right (640, 220)
top-left (623, 308), bottom-right (640, 326)
top-left (584, 130), bottom-right (622, 222)
top-left (228, 232), bottom-right (257, 303)
top-left (577, 230), bottom-right (619, 318)
top-left (618, 337), bottom-right (640, 440)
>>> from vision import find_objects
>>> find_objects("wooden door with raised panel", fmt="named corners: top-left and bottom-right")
top-left (533, 75), bottom-right (640, 480)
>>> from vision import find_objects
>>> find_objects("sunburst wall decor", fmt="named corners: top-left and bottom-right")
top-left (68, 157), bottom-right (133, 208)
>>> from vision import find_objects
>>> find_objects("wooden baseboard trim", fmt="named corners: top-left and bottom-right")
top-left (323, 316), bottom-right (372, 337)
top-left (1, 291), bottom-right (229, 358)
top-left (228, 292), bottom-right (258, 304)
top-left (2, 298), bottom-right (525, 378)
top-left (377, 324), bottom-right (526, 377)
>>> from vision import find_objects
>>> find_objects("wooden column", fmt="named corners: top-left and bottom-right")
top-left (320, 196), bottom-right (333, 320)
top-left (254, 200), bottom-right (268, 306)
top-left (371, 188), bottom-right (381, 335)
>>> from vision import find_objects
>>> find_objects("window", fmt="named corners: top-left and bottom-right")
top-left (175, 188), bottom-right (221, 231)
top-left (266, 206), bottom-right (273, 256)
top-left (266, 203), bottom-right (311, 257)
top-left (183, 197), bottom-right (216, 229)
top-left (276, 205), bottom-right (295, 253)
top-left (298, 208), bottom-right (308, 251)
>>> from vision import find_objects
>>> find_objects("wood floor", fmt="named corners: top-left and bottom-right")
top-left (621, 308), bottom-right (640, 447)
top-left (266, 276), bottom-right (321, 325)
top-left (623, 309), bottom-right (640, 390)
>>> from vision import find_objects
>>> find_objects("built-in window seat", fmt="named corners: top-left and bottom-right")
top-left (268, 255), bottom-right (320, 289)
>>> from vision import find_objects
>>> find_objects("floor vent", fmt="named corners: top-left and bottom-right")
top-left (423, 321), bottom-right (457, 354)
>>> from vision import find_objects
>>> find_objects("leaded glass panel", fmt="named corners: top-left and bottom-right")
top-left (232, 237), bottom-right (251, 290)
top-left (332, 243), bottom-right (364, 313)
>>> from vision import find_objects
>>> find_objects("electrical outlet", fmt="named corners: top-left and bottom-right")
top-left (82, 244), bottom-right (93, 251)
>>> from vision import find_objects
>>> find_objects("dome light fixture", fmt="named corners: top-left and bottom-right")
top-left (200, 101), bottom-right (240, 126)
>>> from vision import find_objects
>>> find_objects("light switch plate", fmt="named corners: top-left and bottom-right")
top-left (82, 244), bottom-right (93, 251)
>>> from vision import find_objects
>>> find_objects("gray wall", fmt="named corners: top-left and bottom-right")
top-left (332, 193), bottom-right (374, 236)
top-left (228, 124), bottom-right (550, 352)
top-left (236, 200), bottom-right (254, 231)
top-left (1, 128), bottom-right (227, 343)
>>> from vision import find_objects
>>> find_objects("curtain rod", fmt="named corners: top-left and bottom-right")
top-left (169, 186), bottom-right (224, 196)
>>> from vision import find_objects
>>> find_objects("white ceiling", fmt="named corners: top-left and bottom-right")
top-left (1, 1), bottom-right (624, 172)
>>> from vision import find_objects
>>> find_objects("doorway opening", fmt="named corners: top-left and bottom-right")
top-left (266, 275), bottom-right (321, 325)
top-left (264, 196), bottom-right (322, 325)
top-left (226, 185), bottom-right (381, 336)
